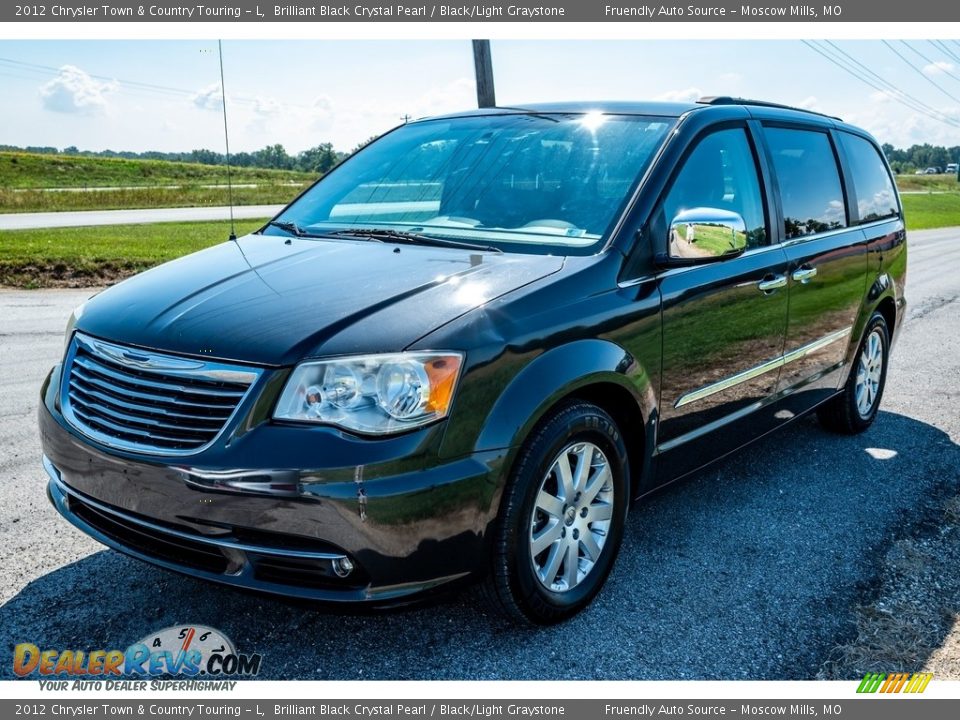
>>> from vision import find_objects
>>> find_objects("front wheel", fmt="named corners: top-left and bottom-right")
top-left (482, 401), bottom-right (630, 625)
top-left (817, 312), bottom-right (890, 434)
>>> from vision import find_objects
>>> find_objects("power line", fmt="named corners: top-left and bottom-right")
top-left (806, 41), bottom-right (960, 129)
top-left (0, 57), bottom-right (192, 98)
top-left (822, 42), bottom-right (929, 107)
top-left (0, 56), bottom-right (321, 113)
top-left (929, 40), bottom-right (960, 68)
top-left (801, 41), bottom-right (960, 130)
top-left (903, 41), bottom-right (960, 86)
top-left (820, 40), bottom-right (960, 126)
top-left (882, 40), bottom-right (960, 106)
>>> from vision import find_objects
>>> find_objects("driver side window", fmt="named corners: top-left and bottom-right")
top-left (663, 128), bottom-right (768, 249)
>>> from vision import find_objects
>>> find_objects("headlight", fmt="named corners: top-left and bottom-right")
top-left (273, 352), bottom-right (464, 435)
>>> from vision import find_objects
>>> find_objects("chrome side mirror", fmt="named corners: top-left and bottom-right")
top-left (667, 208), bottom-right (748, 263)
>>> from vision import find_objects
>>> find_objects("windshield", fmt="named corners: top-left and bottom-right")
top-left (265, 112), bottom-right (675, 254)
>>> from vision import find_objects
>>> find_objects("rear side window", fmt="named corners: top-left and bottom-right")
top-left (839, 133), bottom-right (899, 223)
top-left (765, 127), bottom-right (847, 239)
top-left (662, 128), bottom-right (768, 248)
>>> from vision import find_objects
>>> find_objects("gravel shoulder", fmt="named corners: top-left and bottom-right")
top-left (815, 227), bottom-right (960, 680)
top-left (818, 492), bottom-right (960, 680)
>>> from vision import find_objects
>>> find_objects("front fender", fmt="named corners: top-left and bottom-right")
top-left (474, 339), bottom-right (654, 453)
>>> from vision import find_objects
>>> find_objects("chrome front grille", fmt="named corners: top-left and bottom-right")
top-left (62, 333), bottom-right (261, 455)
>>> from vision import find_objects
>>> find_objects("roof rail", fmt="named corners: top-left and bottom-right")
top-left (697, 96), bottom-right (842, 121)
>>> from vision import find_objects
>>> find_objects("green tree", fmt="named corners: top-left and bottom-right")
top-left (254, 144), bottom-right (293, 170)
top-left (297, 143), bottom-right (340, 174)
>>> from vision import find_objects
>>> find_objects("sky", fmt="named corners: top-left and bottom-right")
top-left (1, 39), bottom-right (960, 154)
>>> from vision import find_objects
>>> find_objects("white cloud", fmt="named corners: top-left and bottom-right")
top-left (654, 87), bottom-right (703, 103)
top-left (240, 93), bottom-right (336, 141)
top-left (870, 90), bottom-right (896, 103)
top-left (717, 73), bottom-right (743, 90)
top-left (312, 95), bottom-right (334, 115)
top-left (252, 96), bottom-right (282, 116)
top-left (39, 65), bottom-right (116, 115)
top-left (850, 93), bottom-right (960, 148)
top-left (192, 83), bottom-right (224, 111)
top-left (923, 61), bottom-right (955, 76)
top-left (235, 79), bottom-right (475, 153)
top-left (407, 77), bottom-right (476, 119)
top-left (305, 96), bottom-right (335, 128)
top-left (797, 96), bottom-right (821, 111)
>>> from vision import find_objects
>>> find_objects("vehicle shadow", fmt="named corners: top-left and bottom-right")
top-left (2, 410), bottom-right (958, 681)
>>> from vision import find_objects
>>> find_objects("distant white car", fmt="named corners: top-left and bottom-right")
top-left (947, 163), bottom-right (958, 174)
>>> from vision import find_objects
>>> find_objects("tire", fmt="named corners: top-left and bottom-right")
top-left (482, 401), bottom-right (630, 625)
top-left (817, 312), bottom-right (890, 434)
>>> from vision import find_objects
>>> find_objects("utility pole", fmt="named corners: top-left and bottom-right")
top-left (472, 40), bottom-right (496, 108)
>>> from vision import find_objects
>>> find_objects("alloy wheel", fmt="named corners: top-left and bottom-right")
top-left (528, 442), bottom-right (615, 593)
top-left (855, 328), bottom-right (884, 418)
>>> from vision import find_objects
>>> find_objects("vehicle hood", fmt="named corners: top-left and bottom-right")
top-left (75, 234), bottom-right (564, 366)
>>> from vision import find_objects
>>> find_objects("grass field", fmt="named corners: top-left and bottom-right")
top-left (891, 173), bottom-right (960, 230)
top-left (0, 152), bottom-right (315, 213)
top-left (894, 173), bottom-right (960, 193)
top-left (901, 193), bottom-right (960, 230)
top-left (0, 152), bottom-right (314, 189)
top-left (0, 185), bottom-right (305, 213)
top-left (0, 218), bottom-right (267, 288)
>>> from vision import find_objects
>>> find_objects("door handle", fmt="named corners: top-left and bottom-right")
top-left (757, 274), bottom-right (787, 293)
top-left (792, 266), bottom-right (818, 284)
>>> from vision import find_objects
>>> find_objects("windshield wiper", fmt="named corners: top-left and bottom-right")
top-left (265, 219), bottom-right (312, 237)
top-left (323, 228), bottom-right (502, 253)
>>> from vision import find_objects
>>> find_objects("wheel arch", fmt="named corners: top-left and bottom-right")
top-left (474, 339), bottom-right (657, 501)
top-left (875, 294), bottom-right (897, 337)
top-left (841, 276), bottom-right (899, 384)
top-left (564, 382), bottom-right (648, 502)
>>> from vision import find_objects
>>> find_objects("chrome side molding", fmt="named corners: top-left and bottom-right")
top-left (674, 326), bottom-right (853, 409)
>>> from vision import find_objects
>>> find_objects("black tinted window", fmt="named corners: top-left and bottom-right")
top-left (663, 128), bottom-right (767, 248)
top-left (765, 128), bottom-right (847, 239)
top-left (839, 133), bottom-right (899, 223)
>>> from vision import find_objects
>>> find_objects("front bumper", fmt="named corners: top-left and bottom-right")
top-left (40, 364), bottom-right (505, 603)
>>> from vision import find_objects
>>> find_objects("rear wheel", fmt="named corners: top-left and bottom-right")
top-left (482, 401), bottom-right (629, 624)
top-left (818, 312), bottom-right (890, 434)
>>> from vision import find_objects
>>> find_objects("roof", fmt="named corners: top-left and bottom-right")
top-left (421, 98), bottom-right (844, 124)
top-left (422, 101), bottom-right (700, 121)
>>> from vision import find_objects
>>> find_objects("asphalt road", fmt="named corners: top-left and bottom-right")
top-left (0, 205), bottom-right (282, 230)
top-left (1, 228), bottom-right (958, 680)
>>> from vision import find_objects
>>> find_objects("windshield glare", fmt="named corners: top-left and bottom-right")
top-left (270, 113), bottom-right (674, 253)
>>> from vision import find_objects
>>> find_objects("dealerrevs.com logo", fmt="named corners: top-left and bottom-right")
top-left (13, 625), bottom-right (261, 688)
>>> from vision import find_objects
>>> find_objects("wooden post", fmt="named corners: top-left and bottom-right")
top-left (472, 40), bottom-right (496, 108)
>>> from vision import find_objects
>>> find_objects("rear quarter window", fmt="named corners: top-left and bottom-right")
top-left (838, 133), bottom-right (900, 223)
top-left (765, 127), bottom-right (848, 239)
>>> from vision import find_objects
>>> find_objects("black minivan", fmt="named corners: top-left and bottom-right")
top-left (40, 98), bottom-right (907, 624)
